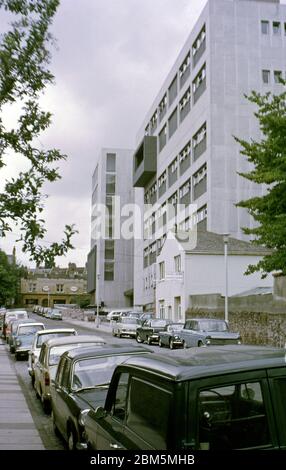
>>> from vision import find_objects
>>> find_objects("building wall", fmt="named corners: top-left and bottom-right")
top-left (133, 0), bottom-right (286, 310)
top-left (89, 148), bottom-right (135, 309)
top-left (21, 277), bottom-right (87, 307)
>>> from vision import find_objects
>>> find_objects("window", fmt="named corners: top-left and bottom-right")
top-left (168, 157), bottom-right (178, 187)
top-left (104, 240), bottom-right (114, 260)
top-left (106, 174), bottom-right (116, 194)
top-left (106, 153), bottom-right (116, 172)
top-left (159, 262), bottom-right (165, 280)
top-left (261, 20), bottom-right (269, 35)
top-left (198, 381), bottom-right (271, 450)
top-left (179, 52), bottom-right (191, 88)
top-left (104, 262), bottom-right (114, 281)
top-left (179, 141), bottom-right (191, 175)
top-left (193, 64), bottom-right (206, 104)
top-left (179, 179), bottom-right (191, 205)
top-left (285, 23), bottom-right (286, 36)
top-left (149, 243), bottom-right (157, 265)
top-left (92, 165), bottom-right (98, 188)
top-left (159, 301), bottom-right (165, 319)
top-left (168, 75), bottom-right (177, 106)
top-left (149, 182), bottom-right (157, 205)
top-left (179, 87), bottom-right (191, 122)
top-left (112, 373), bottom-right (129, 422)
top-left (168, 107), bottom-right (178, 139)
top-left (193, 164), bottom-right (207, 200)
top-left (56, 284), bottom-right (64, 293)
top-left (158, 171), bottom-right (167, 198)
top-left (159, 125), bottom-right (167, 152)
top-left (174, 255), bottom-right (181, 273)
top-left (127, 377), bottom-right (172, 449)
top-left (158, 94), bottom-right (167, 122)
top-left (262, 69), bottom-right (270, 84)
top-left (150, 110), bottom-right (158, 134)
top-left (28, 283), bottom-right (36, 292)
top-left (144, 248), bottom-right (149, 268)
top-left (193, 204), bottom-right (207, 229)
top-left (273, 21), bottom-right (281, 35)
top-left (193, 123), bottom-right (207, 161)
top-left (274, 70), bottom-right (282, 83)
top-left (192, 25), bottom-right (206, 67)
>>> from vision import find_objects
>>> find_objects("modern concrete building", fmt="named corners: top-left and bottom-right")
top-left (87, 148), bottom-right (134, 310)
top-left (133, 0), bottom-right (286, 312)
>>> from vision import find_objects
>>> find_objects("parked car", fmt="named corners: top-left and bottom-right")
top-left (14, 322), bottom-right (45, 360)
top-left (34, 335), bottom-right (105, 413)
top-left (83, 345), bottom-right (286, 450)
top-left (50, 309), bottom-right (63, 320)
top-left (178, 318), bottom-right (241, 348)
top-left (158, 322), bottom-right (185, 349)
top-left (50, 345), bottom-right (151, 450)
top-left (112, 317), bottom-right (140, 338)
top-left (136, 318), bottom-right (172, 345)
top-left (9, 319), bottom-right (38, 353)
top-left (2, 310), bottom-right (28, 340)
top-left (106, 309), bottom-right (131, 322)
top-left (28, 328), bottom-right (77, 386)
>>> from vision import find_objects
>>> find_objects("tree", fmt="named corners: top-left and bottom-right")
top-left (0, 249), bottom-right (26, 305)
top-left (0, 0), bottom-right (77, 266)
top-left (235, 82), bottom-right (286, 277)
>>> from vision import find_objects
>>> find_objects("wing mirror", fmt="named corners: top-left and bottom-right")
top-left (95, 406), bottom-right (107, 419)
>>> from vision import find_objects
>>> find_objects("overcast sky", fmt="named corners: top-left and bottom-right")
top-left (0, 0), bottom-right (210, 267)
top-left (1, 0), bottom-right (285, 268)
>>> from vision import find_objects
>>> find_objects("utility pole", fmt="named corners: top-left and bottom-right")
top-left (223, 234), bottom-right (229, 324)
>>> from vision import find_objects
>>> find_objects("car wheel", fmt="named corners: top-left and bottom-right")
top-left (41, 394), bottom-right (50, 414)
top-left (136, 333), bottom-right (143, 343)
top-left (158, 338), bottom-right (163, 348)
top-left (15, 353), bottom-right (19, 361)
top-left (198, 341), bottom-right (204, 347)
top-left (169, 339), bottom-right (175, 349)
top-left (147, 336), bottom-right (152, 345)
top-left (118, 333), bottom-right (122, 338)
top-left (31, 375), bottom-right (35, 387)
top-left (183, 341), bottom-right (188, 349)
top-left (68, 427), bottom-right (77, 451)
top-left (112, 330), bottom-right (116, 337)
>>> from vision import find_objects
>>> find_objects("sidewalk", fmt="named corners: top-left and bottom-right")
top-left (0, 340), bottom-right (44, 450)
top-left (64, 317), bottom-right (113, 334)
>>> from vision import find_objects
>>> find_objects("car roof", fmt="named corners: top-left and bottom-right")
top-left (63, 344), bottom-right (151, 361)
top-left (44, 334), bottom-right (105, 348)
top-left (35, 328), bottom-right (76, 336)
top-left (119, 345), bottom-right (286, 382)
top-left (17, 322), bottom-right (44, 327)
top-left (187, 318), bottom-right (226, 322)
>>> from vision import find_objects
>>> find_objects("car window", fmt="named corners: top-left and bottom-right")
top-left (18, 325), bottom-right (44, 335)
top-left (62, 359), bottom-right (71, 388)
top-left (38, 344), bottom-right (46, 364)
top-left (198, 320), bottom-right (228, 332)
top-left (48, 343), bottom-right (103, 366)
top-left (198, 381), bottom-right (271, 450)
top-left (36, 332), bottom-right (75, 347)
top-left (150, 320), bottom-right (168, 328)
top-left (56, 357), bottom-right (67, 385)
top-left (126, 377), bottom-right (172, 449)
top-left (72, 356), bottom-right (130, 390)
top-left (111, 373), bottom-right (129, 422)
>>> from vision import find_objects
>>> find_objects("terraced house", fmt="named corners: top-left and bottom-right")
top-left (133, 0), bottom-right (286, 313)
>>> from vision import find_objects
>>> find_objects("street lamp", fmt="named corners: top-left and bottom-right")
top-left (96, 273), bottom-right (100, 328)
top-left (223, 234), bottom-right (229, 324)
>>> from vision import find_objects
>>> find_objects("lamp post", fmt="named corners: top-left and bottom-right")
top-left (96, 273), bottom-right (100, 328)
top-left (223, 234), bottom-right (229, 324)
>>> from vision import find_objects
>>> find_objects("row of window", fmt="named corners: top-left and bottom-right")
top-left (145, 25), bottom-right (206, 138)
top-left (28, 283), bottom-right (64, 293)
top-left (144, 123), bottom-right (207, 205)
top-left (159, 255), bottom-right (181, 281)
top-left (262, 69), bottom-right (285, 85)
top-left (261, 20), bottom-right (286, 36)
top-left (143, 205), bottom-right (207, 269)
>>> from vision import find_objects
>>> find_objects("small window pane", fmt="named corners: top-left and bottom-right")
top-left (273, 22), bottom-right (281, 35)
top-left (262, 70), bottom-right (270, 84)
top-left (106, 153), bottom-right (116, 172)
top-left (261, 21), bottom-right (269, 35)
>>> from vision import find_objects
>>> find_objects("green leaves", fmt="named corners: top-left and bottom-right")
top-left (236, 82), bottom-right (286, 276)
top-left (0, 0), bottom-right (76, 266)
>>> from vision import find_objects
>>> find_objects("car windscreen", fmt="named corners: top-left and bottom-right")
top-left (18, 325), bottom-right (44, 335)
top-left (167, 323), bottom-right (183, 332)
top-left (121, 318), bottom-right (139, 325)
top-left (48, 343), bottom-right (104, 366)
top-left (198, 320), bottom-right (228, 332)
top-left (72, 355), bottom-right (132, 390)
top-left (150, 320), bottom-right (168, 327)
top-left (36, 332), bottom-right (75, 347)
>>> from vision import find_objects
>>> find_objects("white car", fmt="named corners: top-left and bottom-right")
top-left (28, 328), bottom-right (78, 385)
top-left (34, 335), bottom-right (106, 413)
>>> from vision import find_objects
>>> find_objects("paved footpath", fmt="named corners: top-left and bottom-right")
top-left (0, 340), bottom-right (44, 450)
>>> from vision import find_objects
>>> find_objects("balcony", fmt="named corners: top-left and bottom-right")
top-left (133, 136), bottom-right (157, 187)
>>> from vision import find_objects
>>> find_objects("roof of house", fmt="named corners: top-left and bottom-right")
top-left (173, 230), bottom-right (271, 256)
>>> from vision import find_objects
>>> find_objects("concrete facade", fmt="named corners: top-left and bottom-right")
top-left (133, 0), bottom-right (286, 311)
top-left (87, 148), bottom-right (134, 310)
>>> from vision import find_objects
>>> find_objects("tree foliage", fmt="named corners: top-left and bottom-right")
top-left (235, 82), bottom-right (286, 277)
top-left (0, 249), bottom-right (26, 305)
top-left (0, 0), bottom-right (77, 266)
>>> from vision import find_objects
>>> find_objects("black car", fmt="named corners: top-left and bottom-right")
top-left (136, 319), bottom-right (171, 345)
top-left (83, 345), bottom-right (286, 450)
top-left (158, 322), bottom-right (185, 349)
top-left (50, 344), bottom-right (151, 450)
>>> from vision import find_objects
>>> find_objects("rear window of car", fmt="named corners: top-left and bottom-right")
top-left (150, 320), bottom-right (168, 327)
top-left (48, 343), bottom-right (104, 366)
top-left (18, 325), bottom-right (44, 335)
top-left (121, 318), bottom-right (139, 325)
top-left (36, 332), bottom-right (75, 347)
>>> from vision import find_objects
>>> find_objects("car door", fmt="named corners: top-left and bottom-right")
top-left (266, 367), bottom-right (286, 449)
top-left (94, 372), bottom-right (129, 450)
top-left (53, 357), bottom-right (72, 440)
top-left (34, 344), bottom-right (46, 397)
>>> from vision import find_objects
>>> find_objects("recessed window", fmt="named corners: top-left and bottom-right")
top-left (106, 174), bottom-right (115, 194)
top-left (158, 94), bottom-right (167, 122)
top-left (179, 52), bottom-right (191, 88)
top-left (106, 153), bottom-right (116, 172)
top-left (179, 141), bottom-right (191, 175)
top-left (192, 25), bottom-right (206, 67)
top-left (262, 69), bottom-right (270, 84)
top-left (174, 255), bottom-right (181, 273)
top-left (274, 70), bottom-right (282, 83)
top-left (159, 125), bottom-right (167, 152)
top-left (168, 157), bottom-right (178, 187)
top-left (273, 21), bottom-right (281, 35)
top-left (179, 179), bottom-right (191, 205)
top-left (158, 171), bottom-right (167, 198)
top-left (193, 164), bottom-right (207, 201)
top-left (150, 110), bottom-right (158, 134)
top-left (193, 123), bottom-right (207, 162)
top-left (179, 87), bottom-right (191, 122)
top-left (261, 21), bottom-right (269, 35)
top-left (168, 107), bottom-right (178, 139)
top-left (193, 64), bottom-right (206, 104)
top-left (168, 75), bottom-right (178, 107)
top-left (104, 240), bottom-right (114, 260)
top-left (159, 262), bottom-right (165, 280)
top-left (104, 262), bottom-right (114, 281)
top-left (56, 284), bottom-right (64, 293)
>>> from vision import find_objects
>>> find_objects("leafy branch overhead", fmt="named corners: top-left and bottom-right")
top-left (0, 0), bottom-right (77, 265)
top-left (235, 82), bottom-right (286, 277)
